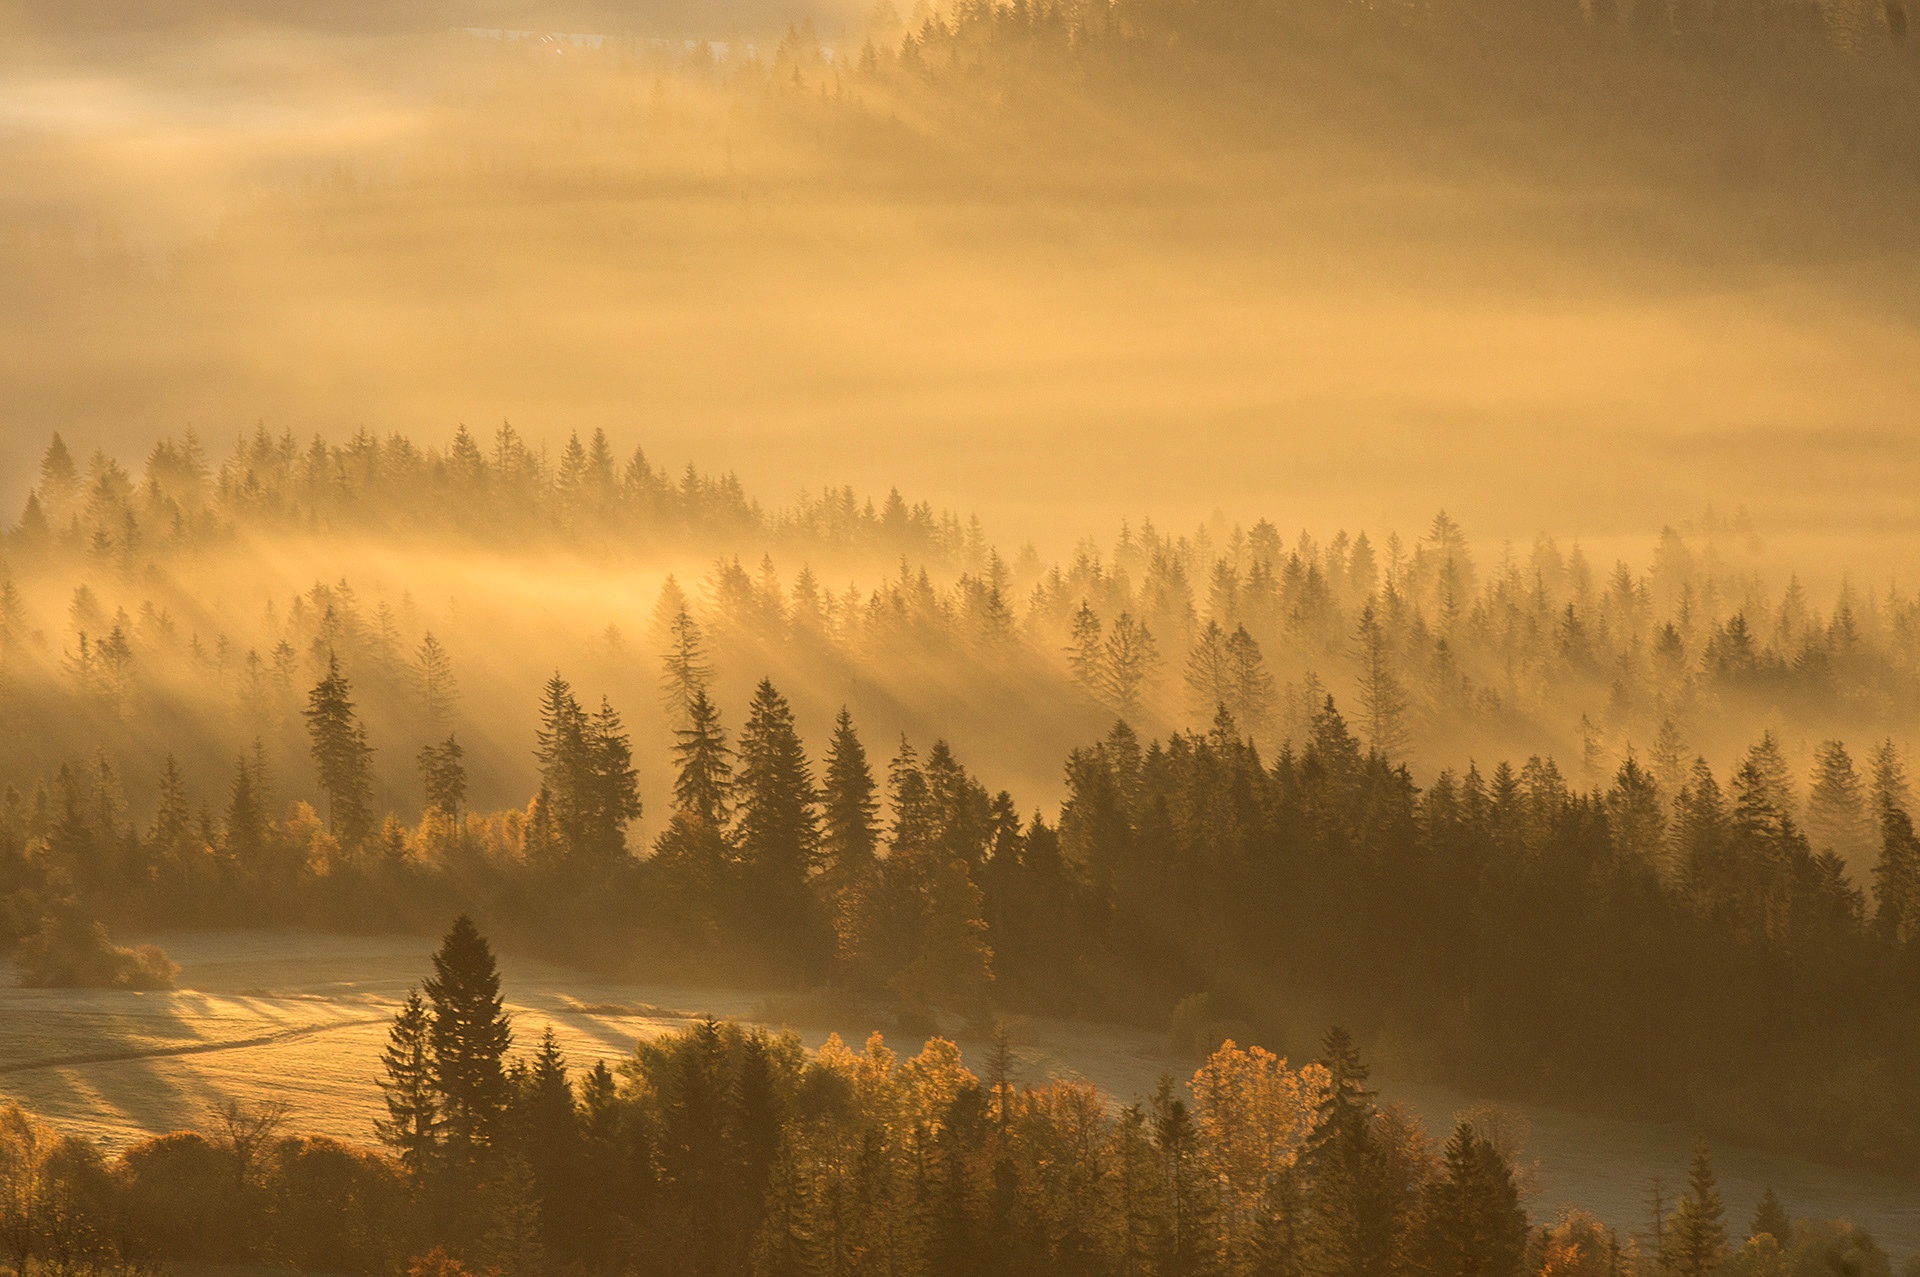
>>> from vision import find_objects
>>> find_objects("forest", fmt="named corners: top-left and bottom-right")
top-left (0, 915), bottom-right (1909, 1277)
top-left (1, 430), bottom-right (1919, 1176)
top-left (7, 0), bottom-right (1920, 1265)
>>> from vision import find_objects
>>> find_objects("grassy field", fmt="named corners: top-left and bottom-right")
top-left (2, 930), bottom-right (1916, 1257)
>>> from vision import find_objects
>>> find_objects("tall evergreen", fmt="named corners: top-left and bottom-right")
top-left (1750, 1186), bottom-right (1791, 1246)
top-left (418, 735), bottom-right (467, 821)
top-left (376, 988), bottom-right (439, 1171)
top-left (304, 652), bottom-right (375, 845)
top-left (1415, 1123), bottom-right (1527, 1277)
top-left (673, 687), bottom-right (734, 827)
top-left (424, 915), bottom-right (513, 1151)
top-left (819, 707), bottom-right (880, 900)
top-left (734, 679), bottom-right (822, 959)
top-left (1662, 1137), bottom-right (1728, 1277)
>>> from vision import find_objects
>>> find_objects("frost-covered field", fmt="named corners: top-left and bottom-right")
top-left (1, 931), bottom-right (1916, 1258)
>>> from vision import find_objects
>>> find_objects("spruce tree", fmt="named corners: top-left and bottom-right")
top-left (659, 605), bottom-right (714, 725)
top-left (424, 915), bottom-right (513, 1151)
top-left (1416, 1123), bottom-right (1528, 1277)
top-left (1873, 803), bottom-right (1920, 945)
top-left (735, 679), bottom-right (822, 959)
top-left (1304, 1027), bottom-right (1392, 1277)
top-left (673, 687), bottom-right (734, 827)
top-left (418, 735), bottom-right (467, 821)
top-left (1355, 604), bottom-right (1410, 760)
top-left (376, 988), bottom-right (439, 1171)
top-left (515, 1028), bottom-right (581, 1244)
top-left (1750, 1186), bottom-right (1791, 1246)
top-left (1663, 1137), bottom-right (1728, 1277)
top-left (413, 632), bottom-right (459, 733)
top-left (1185, 619), bottom-right (1232, 722)
top-left (304, 652), bottom-right (375, 846)
top-left (819, 707), bottom-right (880, 901)
top-left (585, 696), bottom-right (642, 861)
top-left (1808, 740), bottom-right (1872, 865)
top-left (1101, 611), bottom-right (1158, 722)
top-left (1067, 602), bottom-right (1104, 696)
top-left (1225, 623), bottom-right (1276, 737)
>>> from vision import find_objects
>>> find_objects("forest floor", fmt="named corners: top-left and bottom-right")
top-left (1, 930), bottom-right (1916, 1257)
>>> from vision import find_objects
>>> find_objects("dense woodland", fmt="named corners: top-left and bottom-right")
top-left (2, 431), bottom-right (1920, 1174)
top-left (0, 917), bottom-right (1911, 1277)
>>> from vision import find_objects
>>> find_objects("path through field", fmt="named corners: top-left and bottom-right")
top-left (1, 931), bottom-right (1915, 1258)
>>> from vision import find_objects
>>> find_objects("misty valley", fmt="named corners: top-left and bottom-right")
top-left (3, 0), bottom-right (1920, 1275)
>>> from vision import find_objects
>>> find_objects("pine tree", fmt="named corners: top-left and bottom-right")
top-left (1808, 740), bottom-right (1872, 864)
top-left (425, 915), bottom-right (513, 1152)
top-left (535, 672), bottom-right (591, 848)
top-left (1149, 1075), bottom-right (1214, 1277)
top-left (376, 988), bottom-right (439, 1171)
top-left (1355, 605), bottom-right (1410, 760)
top-left (1225, 624), bottom-right (1276, 737)
top-left (735, 679), bottom-right (823, 960)
top-left (819, 707), bottom-right (880, 901)
top-left (673, 687), bottom-right (734, 827)
top-left (660, 606), bottom-right (714, 725)
top-left (1102, 611), bottom-right (1159, 723)
top-left (1750, 1186), bottom-right (1791, 1246)
top-left (1662, 1137), bottom-right (1728, 1277)
top-left (413, 632), bottom-right (459, 733)
top-left (1304, 1026), bottom-right (1391, 1277)
top-left (1067, 602), bottom-right (1104, 696)
top-left (1871, 802), bottom-right (1920, 945)
top-left (515, 1028), bottom-right (581, 1245)
top-left (223, 754), bottom-right (273, 875)
top-left (1186, 619), bottom-right (1232, 722)
top-left (304, 652), bottom-right (376, 845)
top-left (1416, 1123), bottom-right (1528, 1277)
top-left (1873, 739), bottom-right (1913, 821)
top-left (418, 736), bottom-right (467, 821)
top-left (585, 696), bottom-right (642, 862)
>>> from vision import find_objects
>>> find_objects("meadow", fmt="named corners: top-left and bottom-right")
top-left (2, 929), bottom-right (1915, 1258)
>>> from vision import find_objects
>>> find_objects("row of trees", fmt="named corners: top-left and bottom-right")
top-left (16, 431), bottom-right (1920, 831)
top-left (6, 632), bottom-right (1920, 1167)
top-left (3, 917), bottom-right (1903, 1277)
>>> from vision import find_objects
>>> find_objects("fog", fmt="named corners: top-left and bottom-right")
top-left (5, 0), bottom-right (1920, 577)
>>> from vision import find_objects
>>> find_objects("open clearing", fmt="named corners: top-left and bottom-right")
top-left (1, 931), bottom-right (1915, 1257)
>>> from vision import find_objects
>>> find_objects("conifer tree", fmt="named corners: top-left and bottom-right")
top-left (1304, 1027), bottom-right (1393, 1277)
top-left (1102, 611), bottom-right (1158, 723)
top-left (424, 915), bottom-right (513, 1151)
top-left (659, 605), bottom-right (714, 726)
top-left (1149, 1075), bottom-right (1213, 1277)
top-left (516, 1028), bottom-right (581, 1244)
top-left (413, 632), bottom-right (459, 733)
top-left (1355, 605), bottom-right (1410, 760)
top-left (304, 652), bottom-right (375, 845)
top-left (820, 707), bottom-right (880, 901)
top-left (1808, 740), bottom-right (1872, 864)
top-left (1416, 1123), bottom-right (1527, 1277)
top-left (735, 679), bottom-right (823, 959)
top-left (1871, 802), bottom-right (1920, 944)
top-left (1750, 1186), bottom-right (1790, 1246)
top-left (1186, 619), bottom-right (1232, 722)
top-left (1225, 623), bottom-right (1276, 736)
top-left (1662, 1137), bottom-right (1728, 1277)
top-left (1067, 602), bottom-right (1104, 696)
top-left (418, 735), bottom-right (467, 821)
top-left (376, 988), bottom-right (439, 1171)
top-left (673, 687), bottom-right (734, 827)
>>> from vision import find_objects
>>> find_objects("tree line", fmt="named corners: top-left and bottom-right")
top-left (4, 617), bottom-right (1920, 1170)
top-left (2, 915), bottom-right (1909, 1277)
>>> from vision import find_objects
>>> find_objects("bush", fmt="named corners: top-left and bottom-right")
top-left (13, 915), bottom-right (177, 990)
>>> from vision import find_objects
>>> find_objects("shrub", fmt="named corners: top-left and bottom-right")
top-left (13, 916), bottom-right (177, 990)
